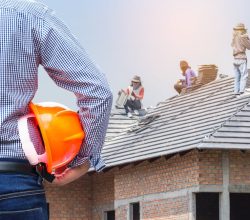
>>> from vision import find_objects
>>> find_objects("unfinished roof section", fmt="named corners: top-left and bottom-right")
top-left (105, 107), bottom-right (149, 141)
top-left (102, 76), bottom-right (250, 168)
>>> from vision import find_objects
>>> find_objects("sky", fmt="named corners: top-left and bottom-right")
top-left (34, 0), bottom-right (250, 110)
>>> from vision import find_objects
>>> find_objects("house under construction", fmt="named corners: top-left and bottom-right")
top-left (45, 67), bottom-right (250, 220)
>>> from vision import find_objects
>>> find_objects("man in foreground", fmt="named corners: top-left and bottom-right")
top-left (0, 0), bottom-right (112, 219)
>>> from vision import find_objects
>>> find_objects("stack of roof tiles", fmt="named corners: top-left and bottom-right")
top-left (181, 64), bottom-right (218, 94)
top-left (197, 64), bottom-right (218, 84)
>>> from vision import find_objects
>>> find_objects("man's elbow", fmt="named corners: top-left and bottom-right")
top-left (107, 89), bottom-right (113, 105)
top-left (103, 87), bottom-right (113, 107)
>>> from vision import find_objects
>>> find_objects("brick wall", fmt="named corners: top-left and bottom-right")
top-left (230, 150), bottom-right (250, 185)
top-left (198, 150), bottom-right (223, 185)
top-left (91, 171), bottom-right (115, 220)
top-left (114, 151), bottom-right (199, 201)
top-left (113, 151), bottom-right (199, 219)
top-left (45, 150), bottom-right (250, 220)
top-left (142, 196), bottom-right (189, 220)
top-left (45, 175), bottom-right (92, 220)
top-left (198, 150), bottom-right (250, 186)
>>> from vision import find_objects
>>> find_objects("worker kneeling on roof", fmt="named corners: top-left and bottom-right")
top-left (174, 60), bottom-right (197, 94)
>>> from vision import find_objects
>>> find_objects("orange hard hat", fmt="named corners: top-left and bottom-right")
top-left (18, 102), bottom-right (85, 174)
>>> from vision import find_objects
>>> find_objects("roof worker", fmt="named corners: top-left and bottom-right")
top-left (231, 23), bottom-right (250, 97)
top-left (122, 75), bottom-right (144, 118)
top-left (0, 0), bottom-right (112, 219)
top-left (174, 60), bottom-right (196, 94)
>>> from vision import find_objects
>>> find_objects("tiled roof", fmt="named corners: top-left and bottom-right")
top-left (199, 102), bottom-right (250, 149)
top-left (102, 76), bottom-right (250, 168)
top-left (105, 107), bottom-right (139, 141)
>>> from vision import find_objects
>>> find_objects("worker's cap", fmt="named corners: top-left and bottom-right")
top-left (131, 75), bottom-right (141, 83)
top-left (233, 23), bottom-right (247, 31)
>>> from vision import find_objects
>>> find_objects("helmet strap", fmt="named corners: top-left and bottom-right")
top-left (35, 163), bottom-right (55, 183)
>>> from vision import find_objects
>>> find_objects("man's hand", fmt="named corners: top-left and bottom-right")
top-left (52, 161), bottom-right (90, 186)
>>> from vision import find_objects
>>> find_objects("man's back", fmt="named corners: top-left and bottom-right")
top-left (0, 0), bottom-right (49, 159)
top-left (232, 33), bottom-right (250, 59)
top-left (0, 0), bottom-right (113, 172)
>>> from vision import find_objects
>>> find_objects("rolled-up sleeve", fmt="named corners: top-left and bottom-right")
top-left (39, 9), bottom-right (113, 171)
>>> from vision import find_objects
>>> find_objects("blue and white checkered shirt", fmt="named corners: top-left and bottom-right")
top-left (0, 0), bottom-right (113, 171)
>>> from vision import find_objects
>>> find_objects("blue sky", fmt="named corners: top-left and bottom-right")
top-left (35, 0), bottom-right (250, 109)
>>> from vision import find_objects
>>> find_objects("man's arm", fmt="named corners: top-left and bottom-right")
top-left (53, 161), bottom-right (90, 186)
top-left (132, 87), bottom-right (144, 100)
top-left (185, 70), bottom-right (193, 87)
top-left (40, 9), bottom-right (113, 184)
top-left (241, 35), bottom-right (250, 50)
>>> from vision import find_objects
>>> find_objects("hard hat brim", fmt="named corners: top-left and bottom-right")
top-left (29, 102), bottom-right (53, 173)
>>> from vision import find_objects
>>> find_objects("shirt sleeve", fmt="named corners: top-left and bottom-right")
top-left (185, 69), bottom-right (192, 87)
top-left (191, 69), bottom-right (196, 77)
top-left (135, 87), bottom-right (144, 100)
top-left (39, 9), bottom-right (113, 172)
top-left (241, 35), bottom-right (250, 50)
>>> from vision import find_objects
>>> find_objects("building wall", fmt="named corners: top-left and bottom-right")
top-left (114, 151), bottom-right (199, 201)
top-left (91, 171), bottom-right (115, 220)
top-left (198, 150), bottom-right (223, 185)
top-left (230, 150), bottom-right (250, 185)
top-left (45, 175), bottom-right (92, 220)
top-left (114, 150), bottom-right (199, 219)
top-left (142, 196), bottom-right (189, 220)
top-left (45, 150), bottom-right (250, 220)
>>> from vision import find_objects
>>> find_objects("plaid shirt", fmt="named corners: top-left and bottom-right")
top-left (0, 0), bottom-right (113, 171)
